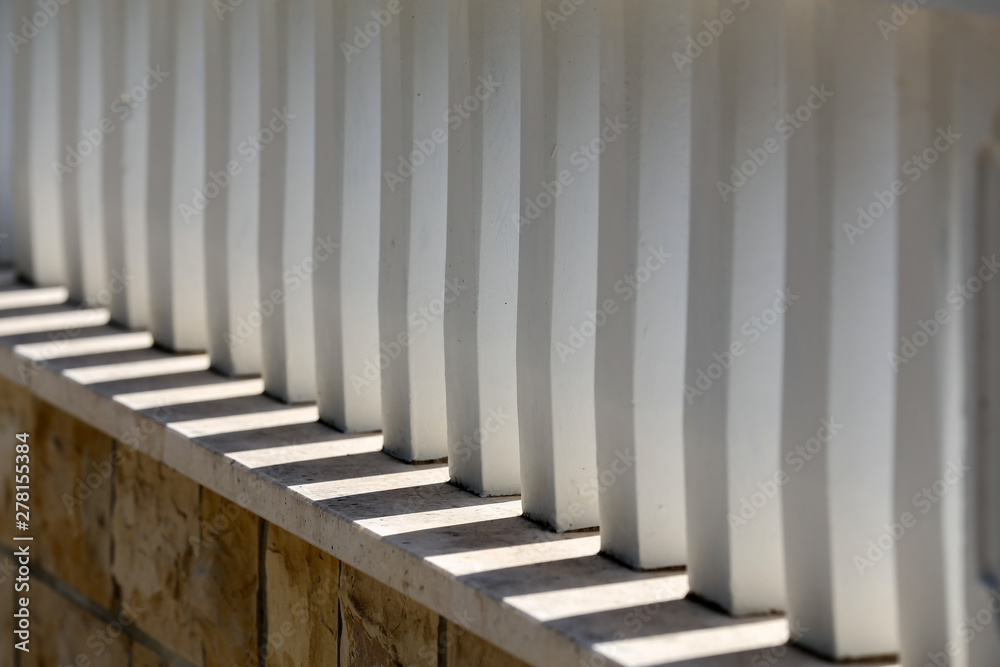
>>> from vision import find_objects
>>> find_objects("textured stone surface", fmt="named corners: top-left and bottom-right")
top-left (20, 580), bottom-right (131, 667)
top-left (1, 556), bottom-right (12, 667)
top-left (447, 620), bottom-right (532, 667)
top-left (112, 445), bottom-right (202, 664)
top-left (191, 488), bottom-right (260, 667)
top-left (339, 564), bottom-right (439, 667)
top-left (132, 642), bottom-right (171, 667)
top-left (0, 376), bottom-right (34, 550)
top-left (33, 399), bottom-right (116, 610)
top-left (265, 524), bottom-right (339, 667)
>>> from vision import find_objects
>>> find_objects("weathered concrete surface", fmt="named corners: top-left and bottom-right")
top-left (20, 580), bottom-right (131, 667)
top-left (339, 563), bottom-right (439, 667)
top-left (33, 399), bottom-right (116, 610)
top-left (266, 524), bottom-right (340, 666)
top-left (192, 488), bottom-right (260, 667)
top-left (112, 444), bottom-right (202, 664)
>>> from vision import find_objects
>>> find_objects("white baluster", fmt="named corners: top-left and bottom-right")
top-left (379, 0), bottom-right (449, 461)
top-left (781, 0), bottom-right (899, 657)
top-left (313, 0), bottom-right (383, 432)
top-left (26, 0), bottom-right (69, 286)
top-left (111, 0), bottom-right (154, 329)
top-left (595, 0), bottom-right (691, 567)
top-left (684, 0), bottom-right (788, 613)
top-left (204, 0), bottom-right (264, 376)
top-left (146, 0), bottom-right (208, 351)
top-left (517, 0), bottom-right (600, 529)
top-left (443, 0), bottom-right (521, 495)
top-left (0, 0), bottom-right (15, 266)
top-left (259, 0), bottom-right (318, 402)
top-left (74, 0), bottom-right (122, 306)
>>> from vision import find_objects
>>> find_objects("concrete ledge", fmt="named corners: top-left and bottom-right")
top-left (0, 280), bottom-right (895, 667)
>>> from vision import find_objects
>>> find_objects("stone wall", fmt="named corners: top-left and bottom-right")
top-left (0, 377), bottom-right (528, 667)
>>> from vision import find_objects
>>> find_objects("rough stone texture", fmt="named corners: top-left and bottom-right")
top-left (132, 641), bottom-right (171, 667)
top-left (32, 398), bottom-right (117, 610)
top-left (339, 564), bottom-right (439, 667)
top-left (20, 580), bottom-right (131, 667)
top-left (0, 376), bottom-right (35, 550)
top-left (1, 556), bottom-right (12, 667)
top-left (112, 445), bottom-right (202, 664)
top-left (191, 488), bottom-right (260, 667)
top-left (265, 524), bottom-right (340, 667)
top-left (447, 620), bottom-right (532, 667)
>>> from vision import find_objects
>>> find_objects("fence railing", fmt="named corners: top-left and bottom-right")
top-left (2, 0), bottom-right (1000, 663)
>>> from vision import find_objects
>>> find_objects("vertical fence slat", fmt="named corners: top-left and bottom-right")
top-left (517, 0), bottom-right (600, 529)
top-left (0, 0), bottom-right (15, 266)
top-left (893, 9), bottom-right (969, 665)
top-left (146, 0), bottom-right (208, 351)
top-left (594, 0), bottom-right (691, 568)
top-left (444, 0), bottom-right (521, 495)
top-left (10, 0), bottom-right (34, 280)
top-left (73, 0), bottom-right (113, 304)
top-left (379, 0), bottom-right (450, 461)
top-left (781, 0), bottom-right (899, 658)
top-left (314, 0), bottom-right (383, 433)
top-left (961, 13), bottom-right (1000, 667)
top-left (259, 0), bottom-right (318, 402)
top-left (26, 0), bottom-right (69, 286)
top-left (684, 0), bottom-right (788, 614)
top-left (111, 0), bottom-right (154, 329)
top-left (204, 0), bottom-right (264, 376)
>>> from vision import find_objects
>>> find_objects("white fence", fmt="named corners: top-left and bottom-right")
top-left (2, 0), bottom-right (1000, 663)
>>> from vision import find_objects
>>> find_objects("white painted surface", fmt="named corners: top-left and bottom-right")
top-left (259, 0), bottom-right (318, 403)
top-left (595, 0), bottom-right (692, 569)
top-left (379, 0), bottom-right (450, 461)
top-left (72, 0), bottom-right (113, 305)
top-left (313, 0), bottom-right (383, 433)
top-left (781, 0), bottom-right (899, 658)
top-left (517, 0), bottom-right (600, 530)
top-left (0, 0), bottom-right (14, 266)
top-left (111, 0), bottom-right (154, 330)
top-left (444, 0), bottom-right (521, 496)
top-left (204, 0), bottom-right (263, 377)
top-left (26, 0), bottom-right (68, 286)
top-left (685, 0), bottom-right (788, 613)
top-left (146, 0), bottom-right (208, 351)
